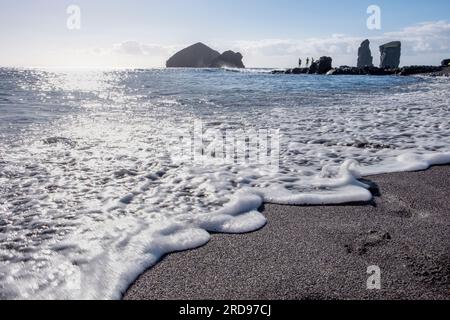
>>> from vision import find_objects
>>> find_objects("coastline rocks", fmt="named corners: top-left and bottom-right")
top-left (272, 40), bottom-right (444, 77)
top-left (326, 66), bottom-right (396, 76)
top-left (315, 56), bottom-right (333, 74)
top-left (210, 51), bottom-right (245, 68)
top-left (380, 41), bottom-right (401, 68)
top-left (308, 62), bottom-right (318, 74)
top-left (357, 39), bottom-right (374, 68)
top-left (271, 69), bottom-right (288, 74)
top-left (441, 59), bottom-right (450, 66)
top-left (308, 56), bottom-right (333, 74)
top-left (397, 65), bottom-right (443, 76)
top-left (277, 65), bottom-right (445, 77)
top-left (283, 68), bottom-right (308, 74)
top-left (166, 43), bottom-right (245, 68)
top-left (278, 56), bottom-right (332, 75)
top-left (326, 65), bottom-right (443, 76)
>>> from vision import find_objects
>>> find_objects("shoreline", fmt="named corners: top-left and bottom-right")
top-left (124, 165), bottom-right (450, 300)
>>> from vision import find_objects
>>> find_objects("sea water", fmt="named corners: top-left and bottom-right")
top-left (0, 67), bottom-right (449, 299)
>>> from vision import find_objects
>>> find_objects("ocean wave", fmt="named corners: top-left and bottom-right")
top-left (222, 67), bottom-right (277, 73)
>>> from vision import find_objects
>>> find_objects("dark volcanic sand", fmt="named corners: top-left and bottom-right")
top-left (124, 166), bottom-right (450, 300)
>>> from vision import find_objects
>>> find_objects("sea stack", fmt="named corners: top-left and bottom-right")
top-left (441, 59), bottom-right (450, 66)
top-left (308, 56), bottom-right (333, 74)
top-left (166, 42), bottom-right (245, 68)
top-left (210, 51), bottom-right (245, 68)
top-left (357, 39), bottom-right (374, 68)
top-left (166, 42), bottom-right (220, 68)
top-left (380, 41), bottom-right (401, 68)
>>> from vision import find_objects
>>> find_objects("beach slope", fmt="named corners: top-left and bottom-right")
top-left (124, 166), bottom-right (450, 300)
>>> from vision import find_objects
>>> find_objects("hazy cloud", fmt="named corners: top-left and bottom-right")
top-left (229, 20), bottom-right (450, 67)
top-left (113, 41), bottom-right (174, 57)
top-left (385, 20), bottom-right (450, 54)
top-left (15, 20), bottom-right (447, 68)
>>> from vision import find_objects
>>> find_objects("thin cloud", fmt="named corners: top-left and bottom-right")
top-left (113, 41), bottom-right (174, 56)
top-left (228, 20), bottom-right (450, 67)
top-left (385, 20), bottom-right (450, 54)
top-left (58, 20), bottom-right (450, 68)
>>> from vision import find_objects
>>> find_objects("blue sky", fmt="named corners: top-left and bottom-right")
top-left (1, 0), bottom-right (449, 67)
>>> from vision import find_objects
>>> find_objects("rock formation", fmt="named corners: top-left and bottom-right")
top-left (316, 56), bottom-right (333, 74)
top-left (210, 51), bottom-right (245, 68)
top-left (397, 65), bottom-right (443, 76)
top-left (166, 43), bottom-right (245, 68)
top-left (307, 56), bottom-right (332, 74)
top-left (441, 59), bottom-right (450, 66)
top-left (325, 65), bottom-right (443, 76)
top-left (272, 40), bottom-right (446, 77)
top-left (166, 43), bottom-right (219, 68)
top-left (379, 41), bottom-right (401, 68)
top-left (357, 40), bottom-right (374, 68)
top-left (308, 62), bottom-right (318, 74)
top-left (326, 66), bottom-right (395, 76)
top-left (273, 68), bottom-right (308, 74)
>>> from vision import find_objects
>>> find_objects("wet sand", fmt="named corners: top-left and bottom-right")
top-left (124, 166), bottom-right (450, 300)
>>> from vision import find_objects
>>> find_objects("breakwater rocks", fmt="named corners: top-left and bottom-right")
top-left (273, 65), bottom-right (444, 77)
top-left (273, 56), bottom-right (333, 75)
top-left (328, 65), bottom-right (444, 76)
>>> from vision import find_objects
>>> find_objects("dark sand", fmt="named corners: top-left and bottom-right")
top-left (124, 166), bottom-right (450, 300)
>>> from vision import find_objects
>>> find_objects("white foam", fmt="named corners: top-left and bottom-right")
top-left (222, 67), bottom-right (275, 74)
top-left (198, 191), bottom-right (266, 233)
top-left (361, 152), bottom-right (450, 176)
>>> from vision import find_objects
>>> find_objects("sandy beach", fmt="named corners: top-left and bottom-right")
top-left (124, 166), bottom-right (450, 300)
top-left (3, 1), bottom-right (450, 302)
